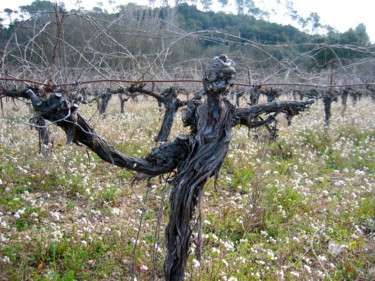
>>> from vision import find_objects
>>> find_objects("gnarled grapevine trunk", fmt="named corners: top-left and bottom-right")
top-left (98, 92), bottom-right (112, 115)
top-left (341, 87), bottom-right (350, 115)
top-left (322, 90), bottom-right (338, 126)
top-left (250, 85), bottom-right (261, 105)
top-left (154, 88), bottom-right (186, 142)
top-left (164, 96), bottom-right (234, 280)
top-left (29, 116), bottom-right (51, 155)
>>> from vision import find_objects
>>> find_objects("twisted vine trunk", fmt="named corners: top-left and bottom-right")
top-left (323, 91), bottom-right (337, 126)
top-left (164, 95), bottom-right (233, 281)
top-left (156, 103), bottom-right (177, 142)
top-left (249, 86), bottom-right (260, 105)
top-left (98, 93), bottom-right (112, 115)
top-left (30, 116), bottom-right (51, 155)
top-left (119, 93), bottom-right (129, 114)
top-left (341, 88), bottom-right (350, 115)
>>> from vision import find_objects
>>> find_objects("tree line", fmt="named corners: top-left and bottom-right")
top-left (0, 0), bottom-right (373, 78)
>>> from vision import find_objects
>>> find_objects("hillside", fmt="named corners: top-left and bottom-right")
top-left (0, 2), bottom-right (372, 78)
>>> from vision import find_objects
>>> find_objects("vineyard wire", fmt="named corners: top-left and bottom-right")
top-left (1, 78), bottom-right (374, 89)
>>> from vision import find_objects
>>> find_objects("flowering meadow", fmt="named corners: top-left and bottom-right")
top-left (0, 95), bottom-right (374, 280)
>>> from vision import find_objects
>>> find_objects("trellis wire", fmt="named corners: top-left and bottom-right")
top-left (1, 77), bottom-right (374, 89)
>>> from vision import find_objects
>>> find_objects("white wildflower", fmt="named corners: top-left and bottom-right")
top-left (192, 258), bottom-right (201, 269)
top-left (328, 241), bottom-right (348, 255)
top-left (1, 256), bottom-right (10, 263)
top-left (329, 263), bottom-right (336, 269)
top-left (304, 265), bottom-right (312, 274)
top-left (1, 234), bottom-right (8, 242)
top-left (30, 212), bottom-right (38, 217)
top-left (51, 230), bottom-right (63, 242)
top-left (212, 248), bottom-right (220, 254)
top-left (317, 255), bottom-right (327, 262)
top-left (290, 271), bottom-right (300, 277)
top-left (91, 210), bottom-right (101, 216)
top-left (275, 270), bottom-right (284, 279)
top-left (236, 257), bottom-right (246, 264)
top-left (334, 180), bottom-right (346, 187)
top-left (50, 211), bottom-right (60, 221)
top-left (111, 208), bottom-right (123, 215)
top-left (316, 270), bottom-right (326, 278)
top-left (292, 236), bottom-right (300, 242)
top-left (221, 240), bottom-right (234, 250)
top-left (140, 265), bottom-right (148, 271)
top-left (211, 233), bottom-right (219, 241)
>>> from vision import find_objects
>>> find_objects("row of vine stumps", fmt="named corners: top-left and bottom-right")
top-left (0, 55), bottom-right (374, 280)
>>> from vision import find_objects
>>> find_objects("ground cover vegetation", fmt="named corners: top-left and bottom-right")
top-left (0, 95), bottom-right (374, 280)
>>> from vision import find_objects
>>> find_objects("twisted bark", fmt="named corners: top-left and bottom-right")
top-left (164, 96), bottom-right (234, 280)
top-left (322, 90), bottom-right (339, 126)
top-left (128, 86), bottom-right (202, 142)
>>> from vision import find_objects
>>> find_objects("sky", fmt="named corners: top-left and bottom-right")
top-left (0, 0), bottom-right (374, 43)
